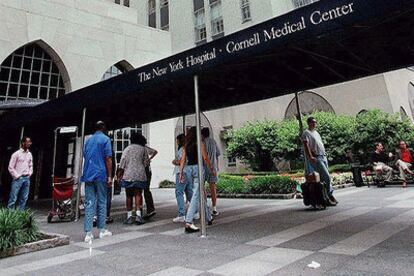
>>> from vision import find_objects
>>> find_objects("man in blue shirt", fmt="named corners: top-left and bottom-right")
top-left (81, 121), bottom-right (113, 243)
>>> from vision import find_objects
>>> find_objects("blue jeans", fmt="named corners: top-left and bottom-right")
top-left (7, 176), bottom-right (30, 210)
top-left (84, 181), bottom-right (107, 232)
top-left (184, 165), bottom-right (211, 224)
top-left (306, 155), bottom-right (333, 194)
top-left (175, 173), bottom-right (193, 217)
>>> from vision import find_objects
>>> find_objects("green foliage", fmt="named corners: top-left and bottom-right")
top-left (159, 179), bottom-right (175, 188)
top-left (304, 112), bottom-right (356, 164)
top-left (329, 163), bottom-right (351, 173)
top-left (248, 175), bottom-right (296, 194)
top-left (0, 209), bottom-right (41, 251)
top-left (216, 175), bottom-right (248, 194)
top-left (225, 120), bottom-right (278, 171)
top-left (353, 109), bottom-right (414, 161)
top-left (216, 174), bottom-right (297, 194)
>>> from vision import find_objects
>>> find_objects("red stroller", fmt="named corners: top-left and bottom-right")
top-left (47, 176), bottom-right (76, 223)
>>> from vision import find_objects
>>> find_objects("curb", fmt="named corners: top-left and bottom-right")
top-left (0, 232), bottom-right (70, 259)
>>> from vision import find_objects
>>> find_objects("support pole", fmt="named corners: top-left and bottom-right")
top-left (294, 92), bottom-right (304, 135)
top-left (182, 115), bottom-right (186, 135)
top-left (295, 92), bottom-right (307, 173)
top-left (51, 128), bottom-right (59, 213)
top-left (75, 108), bottom-right (87, 221)
top-left (194, 75), bottom-right (207, 237)
top-left (19, 126), bottom-right (24, 147)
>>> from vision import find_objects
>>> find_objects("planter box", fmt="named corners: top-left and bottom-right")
top-left (0, 232), bottom-right (70, 259)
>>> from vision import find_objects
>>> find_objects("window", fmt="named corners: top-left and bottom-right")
top-left (240, 0), bottom-right (251, 23)
top-left (0, 43), bottom-right (66, 101)
top-left (292, 0), bottom-right (319, 9)
top-left (114, 0), bottom-right (129, 6)
top-left (160, 0), bottom-right (169, 31)
top-left (194, 8), bottom-right (207, 43)
top-left (110, 126), bottom-right (142, 167)
top-left (210, 0), bottom-right (224, 38)
top-left (101, 65), bottom-right (127, 81)
top-left (148, 0), bottom-right (156, 28)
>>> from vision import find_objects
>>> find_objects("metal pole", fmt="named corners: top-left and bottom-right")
top-left (182, 115), bottom-right (186, 135)
top-left (51, 128), bottom-right (59, 215)
top-left (295, 92), bottom-right (308, 174)
top-left (19, 126), bottom-right (25, 148)
top-left (294, 92), bottom-right (304, 135)
top-left (194, 75), bottom-right (207, 237)
top-left (75, 108), bottom-right (87, 221)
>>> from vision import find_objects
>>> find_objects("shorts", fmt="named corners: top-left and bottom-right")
top-left (121, 180), bottom-right (148, 189)
top-left (125, 187), bottom-right (141, 197)
top-left (204, 168), bottom-right (218, 184)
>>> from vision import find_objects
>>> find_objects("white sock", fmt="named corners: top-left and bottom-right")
top-left (136, 210), bottom-right (142, 217)
top-left (213, 206), bottom-right (217, 212)
top-left (127, 211), bottom-right (132, 218)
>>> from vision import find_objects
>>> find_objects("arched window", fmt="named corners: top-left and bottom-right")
top-left (0, 42), bottom-right (68, 101)
top-left (284, 91), bottom-right (335, 119)
top-left (101, 61), bottom-right (133, 80)
top-left (174, 113), bottom-right (213, 151)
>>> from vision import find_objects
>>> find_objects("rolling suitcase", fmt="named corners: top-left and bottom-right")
top-left (301, 172), bottom-right (329, 209)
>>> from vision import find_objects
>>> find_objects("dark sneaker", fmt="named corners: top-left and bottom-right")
top-left (106, 217), bottom-right (114, 224)
top-left (135, 216), bottom-right (145, 225)
top-left (329, 195), bottom-right (339, 204)
top-left (143, 210), bottom-right (157, 220)
top-left (123, 216), bottom-right (135, 225)
top-left (212, 210), bottom-right (219, 216)
top-left (208, 218), bottom-right (214, 225)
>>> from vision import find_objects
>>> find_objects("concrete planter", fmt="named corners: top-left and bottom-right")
top-left (0, 232), bottom-right (70, 259)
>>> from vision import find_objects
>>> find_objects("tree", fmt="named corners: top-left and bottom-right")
top-left (353, 109), bottom-right (414, 162)
top-left (225, 120), bottom-right (278, 171)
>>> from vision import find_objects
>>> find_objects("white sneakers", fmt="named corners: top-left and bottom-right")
top-left (173, 216), bottom-right (185, 223)
top-left (84, 232), bottom-right (93, 243)
top-left (84, 229), bottom-right (112, 243)
top-left (99, 229), bottom-right (112, 239)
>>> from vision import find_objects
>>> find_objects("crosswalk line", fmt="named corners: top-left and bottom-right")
top-left (73, 231), bottom-right (152, 249)
top-left (246, 207), bottom-right (378, 247)
top-left (0, 249), bottom-right (105, 275)
top-left (160, 204), bottom-right (297, 236)
top-left (320, 209), bottom-right (414, 255)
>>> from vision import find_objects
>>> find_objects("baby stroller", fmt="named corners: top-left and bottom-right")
top-left (47, 176), bottom-right (76, 223)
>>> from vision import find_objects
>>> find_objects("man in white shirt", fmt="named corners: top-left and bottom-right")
top-left (302, 117), bottom-right (338, 205)
top-left (7, 137), bottom-right (33, 210)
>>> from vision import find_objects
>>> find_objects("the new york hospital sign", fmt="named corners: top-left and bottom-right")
top-left (137, 1), bottom-right (356, 84)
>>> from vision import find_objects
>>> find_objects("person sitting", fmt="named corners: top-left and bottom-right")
top-left (371, 142), bottom-right (393, 185)
top-left (394, 141), bottom-right (414, 188)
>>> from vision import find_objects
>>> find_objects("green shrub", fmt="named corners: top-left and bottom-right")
top-left (353, 109), bottom-right (414, 160)
top-left (216, 175), bottom-right (248, 194)
top-left (248, 176), bottom-right (296, 194)
top-left (329, 164), bottom-right (351, 173)
top-left (159, 179), bottom-right (175, 188)
top-left (0, 209), bottom-right (41, 251)
top-left (225, 120), bottom-right (278, 171)
top-left (216, 174), bottom-right (297, 194)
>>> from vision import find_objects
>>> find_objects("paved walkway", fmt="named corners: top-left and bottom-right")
top-left (1, 186), bottom-right (414, 275)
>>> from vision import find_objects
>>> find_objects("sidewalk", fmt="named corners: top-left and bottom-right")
top-left (1, 187), bottom-right (414, 275)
